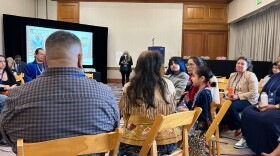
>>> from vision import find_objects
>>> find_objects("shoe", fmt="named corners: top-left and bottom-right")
top-left (234, 138), bottom-right (248, 149)
top-left (234, 129), bottom-right (242, 137)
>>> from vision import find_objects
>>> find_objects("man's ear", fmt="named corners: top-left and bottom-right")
top-left (78, 53), bottom-right (83, 69)
top-left (43, 54), bottom-right (48, 67)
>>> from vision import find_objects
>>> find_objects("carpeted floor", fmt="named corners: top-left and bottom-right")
top-left (0, 83), bottom-right (256, 156)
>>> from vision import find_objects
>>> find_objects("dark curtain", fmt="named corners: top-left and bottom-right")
top-left (3, 14), bottom-right (108, 83)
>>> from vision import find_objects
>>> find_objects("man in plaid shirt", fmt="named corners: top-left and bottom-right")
top-left (0, 31), bottom-right (120, 155)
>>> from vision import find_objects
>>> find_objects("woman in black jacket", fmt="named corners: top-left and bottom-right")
top-left (119, 51), bottom-right (133, 86)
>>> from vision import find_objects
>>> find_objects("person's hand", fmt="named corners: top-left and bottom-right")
top-left (231, 94), bottom-right (239, 100)
top-left (258, 104), bottom-right (276, 112)
top-left (4, 85), bottom-right (15, 90)
top-left (183, 91), bottom-right (189, 102)
top-left (177, 106), bottom-right (189, 112)
top-left (10, 84), bottom-right (17, 89)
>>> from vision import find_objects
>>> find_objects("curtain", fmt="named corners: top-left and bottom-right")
top-left (235, 3), bottom-right (280, 62)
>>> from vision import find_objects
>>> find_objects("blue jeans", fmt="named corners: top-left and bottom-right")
top-left (0, 94), bottom-right (7, 113)
top-left (221, 100), bottom-right (251, 130)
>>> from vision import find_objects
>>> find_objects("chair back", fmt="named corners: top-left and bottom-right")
top-left (85, 73), bottom-right (93, 79)
top-left (14, 73), bottom-right (24, 84)
top-left (17, 128), bottom-right (122, 156)
top-left (139, 109), bottom-right (199, 156)
top-left (205, 100), bottom-right (232, 156)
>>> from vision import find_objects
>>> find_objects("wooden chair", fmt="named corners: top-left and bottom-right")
top-left (205, 100), bottom-right (232, 156)
top-left (217, 77), bottom-right (226, 83)
top-left (218, 82), bottom-right (227, 93)
top-left (85, 73), bottom-right (93, 79)
top-left (17, 128), bottom-right (123, 156)
top-left (139, 108), bottom-right (202, 156)
top-left (14, 73), bottom-right (24, 84)
top-left (210, 93), bottom-right (226, 120)
top-left (258, 78), bottom-right (264, 93)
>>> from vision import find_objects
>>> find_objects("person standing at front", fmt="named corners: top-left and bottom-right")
top-left (119, 51), bottom-right (133, 86)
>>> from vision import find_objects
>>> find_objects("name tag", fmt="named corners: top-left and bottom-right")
top-left (124, 65), bottom-right (127, 67)
top-left (268, 91), bottom-right (276, 104)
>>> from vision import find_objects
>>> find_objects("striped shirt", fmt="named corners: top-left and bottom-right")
top-left (0, 67), bottom-right (120, 155)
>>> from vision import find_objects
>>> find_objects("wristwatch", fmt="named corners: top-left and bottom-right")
top-left (275, 104), bottom-right (280, 109)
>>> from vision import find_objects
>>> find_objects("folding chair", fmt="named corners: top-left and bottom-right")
top-left (17, 128), bottom-right (123, 156)
top-left (139, 108), bottom-right (202, 156)
top-left (205, 100), bottom-right (232, 156)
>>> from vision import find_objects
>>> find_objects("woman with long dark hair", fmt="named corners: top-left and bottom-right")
top-left (0, 55), bottom-right (17, 95)
top-left (119, 51), bottom-right (179, 155)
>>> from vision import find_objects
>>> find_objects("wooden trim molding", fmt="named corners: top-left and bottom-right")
top-left (107, 67), bottom-right (135, 70)
top-left (107, 79), bottom-right (122, 84)
top-left (53, 0), bottom-right (233, 4)
top-left (107, 67), bottom-right (120, 70)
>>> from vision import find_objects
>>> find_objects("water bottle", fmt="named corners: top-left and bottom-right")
top-left (260, 92), bottom-right (268, 106)
top-left (228, 86), bottom-right (234, 100)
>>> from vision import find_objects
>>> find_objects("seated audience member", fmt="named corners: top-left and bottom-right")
top-left (165, 57), bottom-right (189, 100)
top-left (24, 48), bottom-right (46, 83)
top-left (277, 55), bottom-right (280, 62)
top-left (178, 66), bottom-right (214, 155)
top-left (234, 72), bottom-right (280, 154)
top-left (119, 51), bottom-right (179, 155)
top-left (14, 55), bottom-right (26, 75)
top-left (184, 56), bottom-right (220, 108)
top-left (6, 57), bottom-right (16, 75)
top-left (0, 55), bottom-right (17, 95)
top-left (0, 31), bottom-right (120, 154)
top-left (260, 61), bottom-right (279, 87)
top-left (220, 56), bottom-right (259, 137)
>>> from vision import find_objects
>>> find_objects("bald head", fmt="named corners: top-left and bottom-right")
top-left (45, 31), bottom-right (82, 67)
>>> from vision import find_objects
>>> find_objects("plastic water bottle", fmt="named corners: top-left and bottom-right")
top-left (260, 92), bottom-right (268, 106)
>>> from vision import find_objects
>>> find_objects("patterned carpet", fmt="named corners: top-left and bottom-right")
top-left (107, 83), bottom-right (256, 156)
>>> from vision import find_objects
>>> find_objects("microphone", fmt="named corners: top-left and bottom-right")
top-left (178, 81), bottom-right (193, 104)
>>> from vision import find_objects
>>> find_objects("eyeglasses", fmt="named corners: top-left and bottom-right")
top-left (186, 63), bottom-right (196, 67)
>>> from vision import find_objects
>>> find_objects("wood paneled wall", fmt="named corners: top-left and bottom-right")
top-left (182, 3), bottom-right (228, 59)
top-left (57, 1), bottom-right (79, 23)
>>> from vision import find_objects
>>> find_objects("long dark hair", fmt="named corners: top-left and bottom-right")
top-left (127, 51), bottom-right (169, 108)
top-left (0, 55), bottom-right (16, 84)
top-left (195, 66), bottom-right (214, 83)
top-left (166, 57), bottom-right (186, 75)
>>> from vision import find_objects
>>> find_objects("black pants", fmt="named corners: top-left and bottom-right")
top-left (121, 71), bottom-right (131, 86)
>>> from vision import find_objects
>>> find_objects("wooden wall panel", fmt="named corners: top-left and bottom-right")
top-left (182, 31), bottom-right (205, 57)
top-left (182, 2), bottom-right (228, 59)
top-left (182, 31), bottom-right (228, 59)
top-left (183, 3), bottom-right (227, 25)
top-left (205, 32), bottom-right (227, 59)
top-left (57, 1), bottom-right (79, 23)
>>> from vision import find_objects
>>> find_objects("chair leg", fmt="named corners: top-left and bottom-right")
top-left (150, 140), bottom-right (158, 156)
